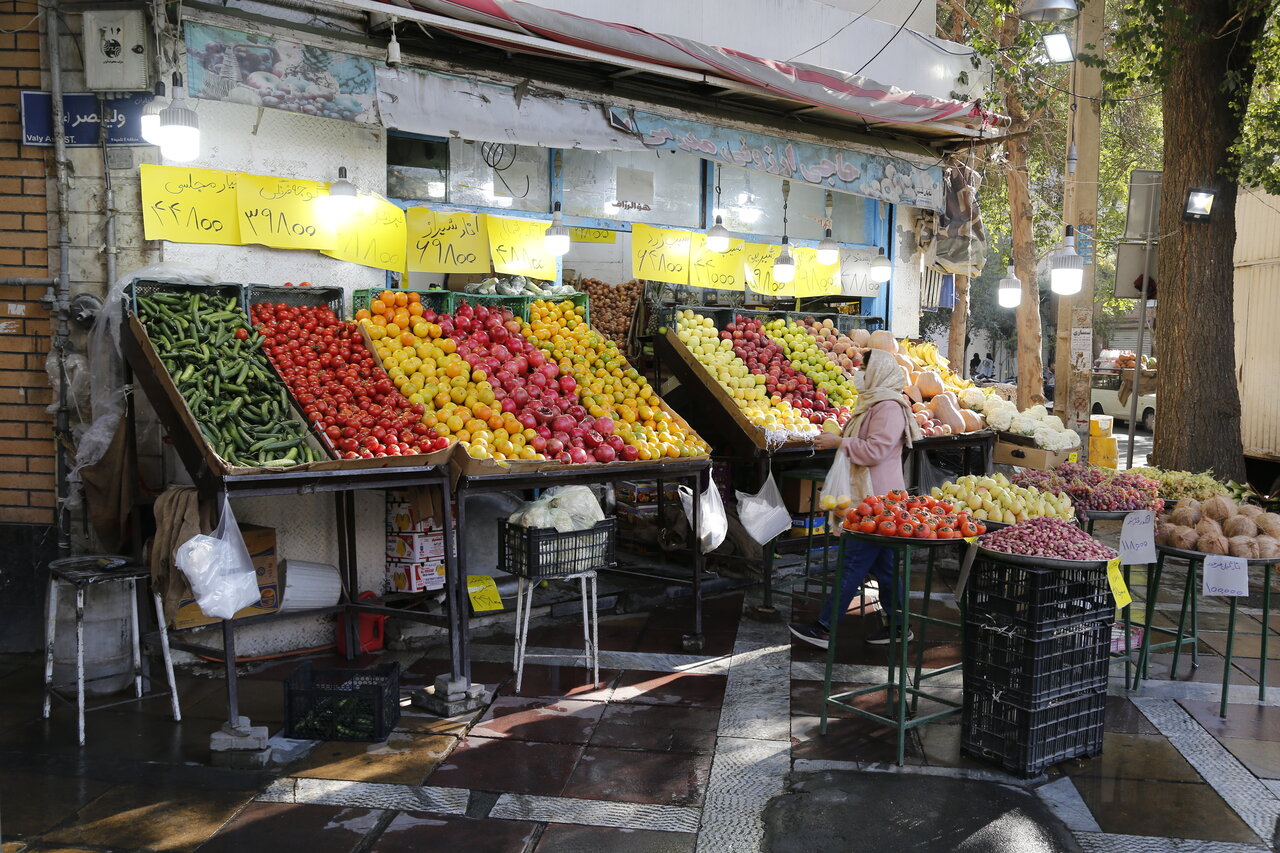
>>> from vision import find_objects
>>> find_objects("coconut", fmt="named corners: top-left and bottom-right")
top-left (1229, 536), bottom-right (1260, 560)
top-left (1169, 526), bottom-right (1200, 551)
top-left (1201, 495), bottom-right (1238, 522)
top-left (1257, 514), bottom-right (1280, 539)
top-left (1257, 536), bottom-right (1280, 559)
top-left (1169, 505), bottom-right (1201, 527)
top-left (1198, 532), bottom-right (1230, 555)
top-left (1195, 517), bottom-right (1224, 540)
top-left (1238, 504), bottom-right (1265, 519)
top-left (1224, 515), bottom-right (1259, 538)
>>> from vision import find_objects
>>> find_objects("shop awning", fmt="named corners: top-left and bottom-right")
top-left (378, 0), bottom-right (1006, 135)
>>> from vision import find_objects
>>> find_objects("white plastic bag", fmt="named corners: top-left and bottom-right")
top-left (679, 483), bottom-right (728, 554)
top-left (735, 473), bottom-right (795, 545)
top-left (818, 448), bottom-right (856, 512)
top-left (175, 497), bottom-right (261, 620)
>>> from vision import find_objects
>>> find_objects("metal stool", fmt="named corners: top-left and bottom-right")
top-left (512, 571), bottom-right (599, 694)
top-left (43, 556), bottom-right (181, 745)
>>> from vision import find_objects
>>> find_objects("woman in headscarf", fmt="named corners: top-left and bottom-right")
top-left (790, 349), bottom-right (922, 648)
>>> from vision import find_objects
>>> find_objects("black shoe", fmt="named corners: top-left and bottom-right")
top-left (789, 621), bottom-right (830, 649)
top-left (865, 626), bottom-right (914, 645)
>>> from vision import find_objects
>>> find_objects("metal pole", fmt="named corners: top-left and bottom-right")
top-left (1126, 182), bottom-right (1158, 468)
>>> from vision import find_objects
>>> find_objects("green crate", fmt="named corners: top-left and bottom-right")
top-left (446, 292), bottom-right (534, 322)
top-left (351, 288), bottom-right (449, 319)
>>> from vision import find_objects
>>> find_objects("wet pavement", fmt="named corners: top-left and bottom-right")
top-left (3, 518), bottom-right (1280, 851)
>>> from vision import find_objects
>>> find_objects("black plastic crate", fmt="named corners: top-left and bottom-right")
top-left (965, 553), bottom-right (1111, 639)
top-left (960, 687), bottom-right (1106, 778)
top-left (498, 518), bottom-right (616, 578)
top-left (963, 617), bottom-right (1111, 707)
top-left (127, 278), bottom-right (245, 318)
top-left (284, 662), bottom-right (400, 741)
top-left (247, 284), bottom-right (344, 317)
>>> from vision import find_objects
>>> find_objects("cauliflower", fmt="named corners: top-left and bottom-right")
top-left (1026, 404), bottom-right (1048, 420)
top-left (1034, 426), bottom-right (1065, 451)
top-left (1063, 429), bottom-right (1081, 449)
top-left (1044, 415), bottom-right (1065, 431)
top-left (986, 405), bottom-right (1016, 431)
top-left (959, 387), bottom-right (987, 410)
top-left (1011, 414), bottom-right (1039, 436)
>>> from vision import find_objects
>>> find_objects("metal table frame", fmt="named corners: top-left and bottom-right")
top-left (820, 532), bottom-right (964, 766)
top-left (446, 457), bottom-right (713, 688)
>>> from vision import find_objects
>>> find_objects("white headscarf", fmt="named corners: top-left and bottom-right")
top-left (842, 349), bottom-right (922, 449)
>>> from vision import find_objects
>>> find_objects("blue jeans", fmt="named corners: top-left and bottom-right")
top-left (817, 539), bottom-right (900, 630)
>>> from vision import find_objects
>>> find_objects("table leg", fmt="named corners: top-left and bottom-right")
top-left (449, 491), bottom-right (471, 683)
top-left (1171, 559), bottom-right (1196, 679)
top-left (685, 470), bottom-right (705, 651)
top-left (336, 491), bottom-right (360, 659)
top-left (1261, 563), bottom-right (1272, 703)
top-left (805, 479), bottom-right (818, 577)
top-left (896, 547), bottom-right (912, 767)
top-left (154, 592), bottom-right (181, 722)
top-left (42, 576), bottom-right (57, 719)
top-left (1221, 595), bottom-right (1238, 718)
top-left (75, 584), bottom-right (85, 747)
top-left (223, 619), bottom-right (240, 726)
top-left (590, 573), bottom-right (600, 687)
top-left (1135, 553), bottom-right (1165, 688)
top-left (911, 549), bottom-right (935, 714)
top-left (761, 534), bottom-right (776, 612)
top-left (128, 578), bottom-right (143, 698)
top-left (1121, 564), bottom-right (1133, 691)
top-left (820, 535), bottom-right (845, 736)
top-left (1190, 565), bottom-right (1200, 668)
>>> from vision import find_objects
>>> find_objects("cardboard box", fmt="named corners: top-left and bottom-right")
top-left (387, 532), bottom-right (445, 561)
top-left (1090, 414), bottom-right (1114, 437)
top-left (173, 524), bottom-right (280, 629)
top-left (386, 487), bottom-right (447, 533)
top-left (781, 477), bottom-right (825, 514)
top-left (789, 513), bottom-right (828, 538)
top-left (618, 480), bottom-right (658, 504)
top-left (994, 441), bottom-right (1073, 471)
top-left (1090, 435), bottom-right (1119, 469)
top-left (386, 559), bottom-right (446, 593)
top-left (617, 502), bottom-right (660, 526)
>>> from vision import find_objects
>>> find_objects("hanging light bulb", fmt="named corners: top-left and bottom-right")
top-left (320, 166), bottom-right (360, 223)
top-left (545, 201), bottom-right (571, 256)
top-left (706, 216), bottom-right (732, 253)
top-left (869, 247), bottom-right (892, 283)
top-left (386, 18), bottom-right (402, 66)
top-left (140, 81), bottom-right (167, 146)
top-left (817, 192), bottom-right (839, 265)
top-left (1050, 225), bottom-right (1085, 295)
top-left (998, 265), bottom-right (1022, 308)
top-left (1066, 141), bottom-right (1078, 176)
top-left (773, 237), bottom-right (796, 284)
top-left (156, 74), bottom-right (200, 162)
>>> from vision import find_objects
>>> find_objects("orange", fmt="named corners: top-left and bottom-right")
top-left (355, 308), bottom-right (372, 321)
top-left (371, 299), bottom-right (387, 314)
top-left (439, 338), bottom-right (457, 354)
top-left (408, 292), bottom-right (421, 304)
top-left (394, 292), bottom-right (408, 308)
top-left (380, 289), bottom-right (396, 304)
top-left (409, 303), bottom-right (424, 317)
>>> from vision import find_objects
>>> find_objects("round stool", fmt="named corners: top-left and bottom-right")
top-left (43, 556), bottom-right (181, 745)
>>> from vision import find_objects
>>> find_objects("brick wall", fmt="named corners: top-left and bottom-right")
top-left (0, 0), bottom-right (56, 525)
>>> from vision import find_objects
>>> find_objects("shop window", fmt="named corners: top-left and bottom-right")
top-left (561, 149), bottom-right (702, 228)
top-left (715, 165), bottom-right (869, 244)
top-left (449, 139), bottom-right (550, 213)
top-left (387, 133), bottom-right (449, 202)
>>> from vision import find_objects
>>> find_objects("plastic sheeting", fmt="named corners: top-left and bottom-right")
top-left (394, 0), bottom-right (1001, 128)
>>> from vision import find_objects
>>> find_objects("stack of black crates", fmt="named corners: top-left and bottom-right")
top-left (961, 550), bottom-right (1112, 776)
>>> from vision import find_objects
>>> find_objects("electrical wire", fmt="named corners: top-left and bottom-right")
top-left (786, 0), bottom-right (884, 62)
top-left (854, 0), bottom-right (927, 76)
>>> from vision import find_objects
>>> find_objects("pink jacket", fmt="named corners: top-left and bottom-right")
top-left (841, 400), bottom-right (908, 495)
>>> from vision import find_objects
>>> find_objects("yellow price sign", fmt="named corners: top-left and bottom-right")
top-left (486, 216), bottom-right (557, 279)
top-left (744, 242), bottom-right (786, 296)
top-left (792, 247), bottom-right (841, 297)
top-left (570, 226), bottom-right (616, 244)
top-left (236, 172), bottom-right (334, 251)
top-left (631, 223), bottom-right (691, 285)
top-left (1068, 452), bottom-right (1079, 463)
top-left (1107, 557), bottom-right (1132, 608)
top-left (140, 164), bottom-right (241, 244)
top-left (688, 233), bottom-right (745, 291)
top-left (407, 208), bottom-right (491, 274)
top-left (964, 536), bottom-right (979, 545)
top-left (467, 575), bottom-right (504, 612)
top-left (323, 195), bottom-right (407, 272)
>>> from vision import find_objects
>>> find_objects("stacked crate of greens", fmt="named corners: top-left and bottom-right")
top-left (135, 289), bottom-right (324, 468)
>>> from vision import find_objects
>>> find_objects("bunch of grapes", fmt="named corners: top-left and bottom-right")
top-left (1012, 463), bottom-right (1163, 514)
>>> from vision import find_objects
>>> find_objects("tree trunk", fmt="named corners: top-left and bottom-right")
top-left (949, 274), bottom-right (971, 375)
top-left (996, 12), bottom-right (1043, 409)
top-left (1151, 0), bottom-right (1264, 480)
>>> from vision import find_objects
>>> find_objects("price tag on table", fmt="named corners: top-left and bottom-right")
top-left (467, 575), bottom-right (504, 612)
top-left (1203, 555), bottom-right (1250, 597)
top-left (1119, 510), bottom-right (1157, 565)
top-left (1107, 557), bottom-right (1132, 608)
top-left (1068, 452), bottom-right (1079, 463)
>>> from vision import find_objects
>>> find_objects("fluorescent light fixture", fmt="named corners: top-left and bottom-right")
top-left (817, 230), bottom-right (840, 266)
top-left (1042, 31), bottom-right (1074, 63)
top-left (998, 265), bottom-right (1022, 308)
top-left (1183, 188), bottom-right (1216, 222)
top-left (1018, 0), bottom-right (1079, 23)
top-left (545, 202), bottom-right (571, 256)
top-left (773, 238), bottom-right (796, 284)
top-left (319, 166), bottom-right (360, 222)
top-left (1049, 225), bottom-right (1084, 295)
top-left (706, 215), bottom-right (733, 253)
top-left (140, 81), bottom-right (166, 146)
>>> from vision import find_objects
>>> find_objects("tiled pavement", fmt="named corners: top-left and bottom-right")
top-left (4, 533), bottom-right (1280, 851)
